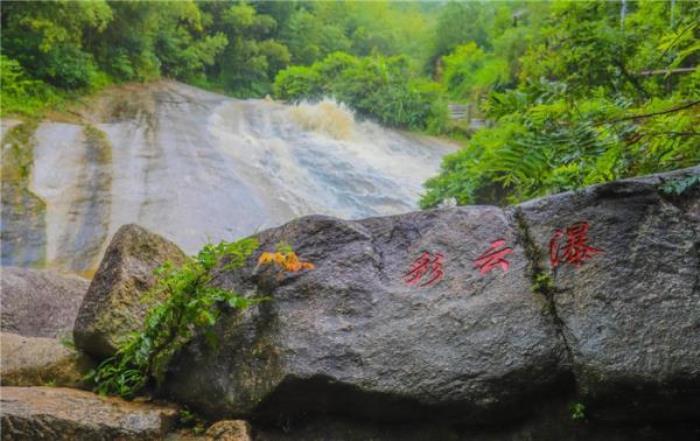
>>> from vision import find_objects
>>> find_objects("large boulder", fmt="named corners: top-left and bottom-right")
top-left (74, 224), bottom-right (188, 358)
top-left (0, 267), bottom-right (88, 338)
top-left (162, 168), bottom-right (700, 427)
top-left (0, 332), bottom-right (94, 388)
top-left (517, 166), bottom-right (700, 422)
top-left (0, 386), bottom-right (178, 440)
top-left (166, 207), bottom-right (569, 423)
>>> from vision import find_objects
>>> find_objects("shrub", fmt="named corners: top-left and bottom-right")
top-left (35, 45), bottom-right (98, 89)
top-left (0, 55), bottom-right (62, 117)
top-left (273, 65), bottom-right (322, 102)
top-left (274, 52), bottom-right (448, 132)
top-left (87, 237), bottom-right (262, 398)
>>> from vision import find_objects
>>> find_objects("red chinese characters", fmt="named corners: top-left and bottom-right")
top-left (549, 221), bottom-right (602, 268)
top-left (473, 239), bottom-right (513, 274)
top-left (404, 251), bottom-right (444, 287)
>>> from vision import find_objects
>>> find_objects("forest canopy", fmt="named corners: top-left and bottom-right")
top-left (1, 0), bottom-right (698, 206)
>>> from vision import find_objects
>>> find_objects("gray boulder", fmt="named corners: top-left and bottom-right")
top-left (0, 332), bottom-right (94, 388)
top-left (0, 386), bottom-right (177, 440)
top-left (166, 207), bottom-right (569, 423)
top-left (0, 267), bottom-right (88, 338)
top-left (162, 168), bottom-right (700, 426)
top-left (74, 224), bottom-right (188, 358)
top-left (517, 166), bottom-right (700, 422)
top-left (64, 167), bottom-right (698, 433)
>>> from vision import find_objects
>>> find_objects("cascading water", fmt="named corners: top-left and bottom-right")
top-left (1, 81), bottom-right (455, 274)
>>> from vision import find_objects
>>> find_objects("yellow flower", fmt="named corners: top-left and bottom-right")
top-left (257, 250), bottom-right (314, 273)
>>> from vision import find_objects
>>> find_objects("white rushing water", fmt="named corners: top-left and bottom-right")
top-left (4, 81), bottom-right (455, 273)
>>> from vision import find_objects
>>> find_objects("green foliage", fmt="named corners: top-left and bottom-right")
top-left (422, 1), bottom-right (700, 208)
top-left (0, 55), bottom-right (63, 116)
top-left (86, 237), bottom-right (261, 399)
top-left (274, 52), bottom-right (447, 132)
top-left (280, 1), bottom-right (433, 67)
top-left (91, 1), bottom-right (226, 83)
top-left (281, 8), bottom-right (351, 66)
top-left (34, 45), bottom-right (99, 89)
top-left (1, 1), bottom-right (110, 89)
top-left (1, 0), bottom-right (229, 114)
top-left (1, 1), bottom-right (441, 113)
top-left (202, 1), bottom-right (291, 97)
top-left (531, 273), bottom-right (555, 297)
top-left (273, 66), bottom-right (322, 101)
top-left (570, 401), bottom-right (586, 421)
top-left (178, 407), bottom-right (206, 434)
top-left (659, 174), bottom-right (700, 196)
top-left (430, 1), bottom-right (493, 68)
top-left (442, 42), bottom-right (510, 102)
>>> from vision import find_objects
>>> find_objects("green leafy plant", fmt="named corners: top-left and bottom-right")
top-left (177, 407), bottom-right (206, 434)
top-left (86, 237), bottom-right (261, 399)
top-left (569, 401), bottom-right (586, 421)
top-left (531, 272), bottom-right (555, 296)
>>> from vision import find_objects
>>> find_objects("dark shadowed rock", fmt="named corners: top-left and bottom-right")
top-left (253, 410), bottom-right (700, 441)
top-left (0, 386), bottom-right (178, 440)
top-left (253, 416), bottom-right (458, 441)
top-left (0, 332), bottom-right (94, 388)
top-left (73, 224), bottom-right (188, 358)
top-left (517, 166), bottom-right (700, 422)
top-left (166, 207), bottom-right (569, 424)
top-left (0, 267), bottom-right (88, 338)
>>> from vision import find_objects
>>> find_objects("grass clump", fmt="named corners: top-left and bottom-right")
top-left (87, 237), bottom-right (262, 399)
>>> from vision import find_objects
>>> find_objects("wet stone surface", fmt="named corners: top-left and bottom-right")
top-left (166, 208), bottom-right (569, 424)
top-left (0, 386), bottom-right (177, 441)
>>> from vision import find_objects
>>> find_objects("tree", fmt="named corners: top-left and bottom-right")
top-left (421, 1), bottom-right (700, 208)
top-left (428, 1), bottom-right (494, 74)
top-left (1, 0), bottom-right (112, 88)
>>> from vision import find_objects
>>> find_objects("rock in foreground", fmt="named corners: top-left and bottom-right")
top-left (1, 267), bottom-right (88, 338)
top-left (67, 166), bottom-right (700, 435)
top-left (167, 208), bottom-right (569, 423)
top-left (519, 167), bottom-right (700, 422)
top-left (74, 224), bottom-right (188, 358)
top-left (163, 167), bottom-right (699, 425)
top-left (0, 332), bottom-right (94, 388)
top-left (0, 386), bottom-right (178, 441)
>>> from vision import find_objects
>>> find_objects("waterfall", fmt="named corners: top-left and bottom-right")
top-left (1, 82), bottom-right (455, 273)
